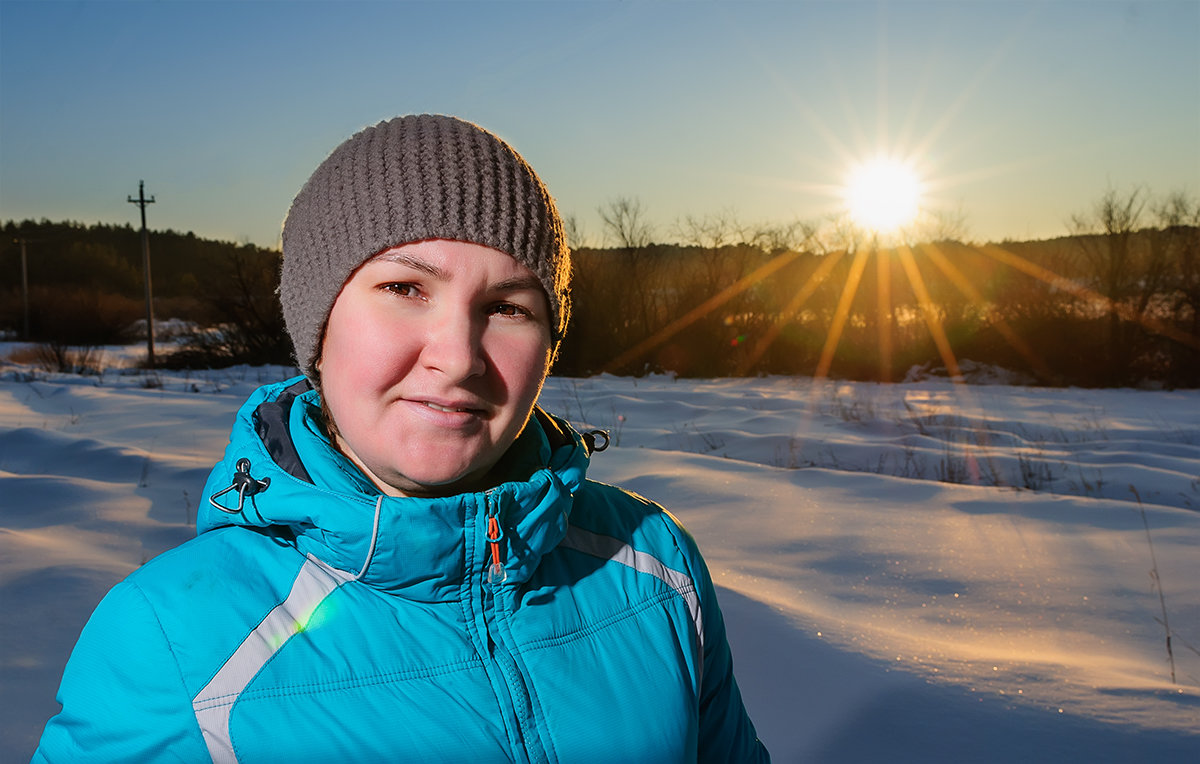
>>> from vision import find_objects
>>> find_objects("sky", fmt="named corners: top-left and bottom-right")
top-left (1, 0), bottom-right (1198, 249)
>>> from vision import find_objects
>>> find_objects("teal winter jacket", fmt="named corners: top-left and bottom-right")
top-left (34, 378), bottom-right (768, 763)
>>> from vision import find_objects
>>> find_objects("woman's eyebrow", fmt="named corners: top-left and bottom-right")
top-left (372, 252), bottom-right (446, 280)
top-left (372, 251), bottom-right (542, 294)
top-left (491, 275), bottom-right (544, 293)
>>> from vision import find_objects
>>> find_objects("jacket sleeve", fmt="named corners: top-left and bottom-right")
top-left (663, 513), bottom-right (771, 764)
top-left (32, 580), bottom-right (210, 763)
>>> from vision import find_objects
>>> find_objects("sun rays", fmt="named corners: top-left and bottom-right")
top-left (598, 229), bottom-right (1198, 393)
top-left (589, 16), bottom-right (1200, 438)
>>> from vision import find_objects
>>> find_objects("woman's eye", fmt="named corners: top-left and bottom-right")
top-left (493, 303), bottom-right (530, 318)
top-left (382, 282), bottom-right (418, 297)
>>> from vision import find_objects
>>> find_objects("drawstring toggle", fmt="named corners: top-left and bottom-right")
top-left (208, 458), bottom-right (271, 514)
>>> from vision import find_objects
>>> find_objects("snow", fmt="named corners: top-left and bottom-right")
top-left (2, 345), bottom-right (1198, 761)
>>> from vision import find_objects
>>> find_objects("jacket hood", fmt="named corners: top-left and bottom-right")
top-left (198, 377), bottom-right (591, 600)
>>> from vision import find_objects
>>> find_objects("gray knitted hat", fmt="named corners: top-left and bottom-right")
top-left (280, 114), bottom-right (570, 379)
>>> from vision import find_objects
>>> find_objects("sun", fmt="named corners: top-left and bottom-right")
top-left (844, 157), bottom-right (923, 234)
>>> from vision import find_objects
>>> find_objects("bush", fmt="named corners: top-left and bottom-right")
top-left (10, 342), bottom-right (106, 374)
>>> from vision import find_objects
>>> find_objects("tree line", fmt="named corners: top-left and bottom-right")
top-left (1, 220), bottom-right (290, 366)
top-left (3, 188), bottom-right (1198, 387)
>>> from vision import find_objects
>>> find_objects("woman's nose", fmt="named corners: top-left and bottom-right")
top-left (418, 311), bottom-right (487, 380)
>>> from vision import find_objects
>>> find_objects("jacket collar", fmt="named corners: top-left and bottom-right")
top-left (198, 377), bottom-right (590, 600)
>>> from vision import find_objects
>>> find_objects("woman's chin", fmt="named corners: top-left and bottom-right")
top-left (373, 465), bottom-right (486, 499)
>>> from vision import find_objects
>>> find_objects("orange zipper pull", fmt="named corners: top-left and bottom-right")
top-left (486, 509), bottom-right (507, 584)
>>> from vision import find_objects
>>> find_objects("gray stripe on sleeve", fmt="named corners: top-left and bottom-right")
top-left (191, 555), bottom-right (354, 763)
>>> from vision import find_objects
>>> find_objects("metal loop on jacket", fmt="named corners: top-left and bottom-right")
top-left (208, 458), bottom-right (271, 514)
top-left (583, 429), bottom-right (609, 453)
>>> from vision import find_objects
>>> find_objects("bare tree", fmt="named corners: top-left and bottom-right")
top-left (920, 205), bottom-right (971, 244)
top-left (672, 209), bottom-right (747, 250)
top-left (598, 197), bottom-right (654, 249)
top-left (563, 214), bottom-right (592, 252)
top-left (593, 198), bottom-right (663, 364)
top-left (1153, 191), bottom-right (1200, 381)
top-left (1154, 193), bottom-right (1200, 322)
top-left (673, 211), bottom-right (747, 297)
top-left (821, 213), bottom-right (871, 257)
top-left (1069, 187), bottom-right (1170, 382)
top-left (195, 247), bottom-right (290, 364)
top-left (750, 219), bottom-right (818, 255)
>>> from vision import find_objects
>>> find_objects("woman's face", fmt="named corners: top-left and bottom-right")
top-left (318, 239), bottom-right (553, 497)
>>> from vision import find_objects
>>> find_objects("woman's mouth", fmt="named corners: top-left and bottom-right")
top-left (420, 400), bottom-right (483, 415)
top-left (424, 401), bottom-right (465, 413)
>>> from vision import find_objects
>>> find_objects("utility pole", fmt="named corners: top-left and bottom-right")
top-left (18, 238), bottom-right (30, 341)
top-left (128, 180), bottom-right (156, 367)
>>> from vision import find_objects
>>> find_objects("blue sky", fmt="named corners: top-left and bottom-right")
top-left (1, 0), bottom-right (1197, 248)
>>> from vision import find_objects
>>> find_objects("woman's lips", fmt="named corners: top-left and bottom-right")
top-left (423, 401), bottom-right (468, 413)
top-left (405, 397), bottom-right (490, 426)
top-left (419, 398), bottom-right (486, 414)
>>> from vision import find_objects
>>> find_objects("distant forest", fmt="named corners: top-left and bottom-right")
top-left (3, 203), bottom-right (1199, 387)
top-left (1, 220), bottom-right (289, 367)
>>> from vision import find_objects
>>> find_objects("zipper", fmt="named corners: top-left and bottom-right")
top-left (479, 492), bottom-right (544, 763)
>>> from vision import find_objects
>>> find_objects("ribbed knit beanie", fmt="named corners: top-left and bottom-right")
top-left (280, 114), bottom-right (570, 379)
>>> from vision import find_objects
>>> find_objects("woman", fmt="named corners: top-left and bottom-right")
top-left (35, 115), bottom-right (769, 763)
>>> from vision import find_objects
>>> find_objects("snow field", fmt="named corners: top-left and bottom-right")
top-left (2, 350), bottom-right (1198, 761)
